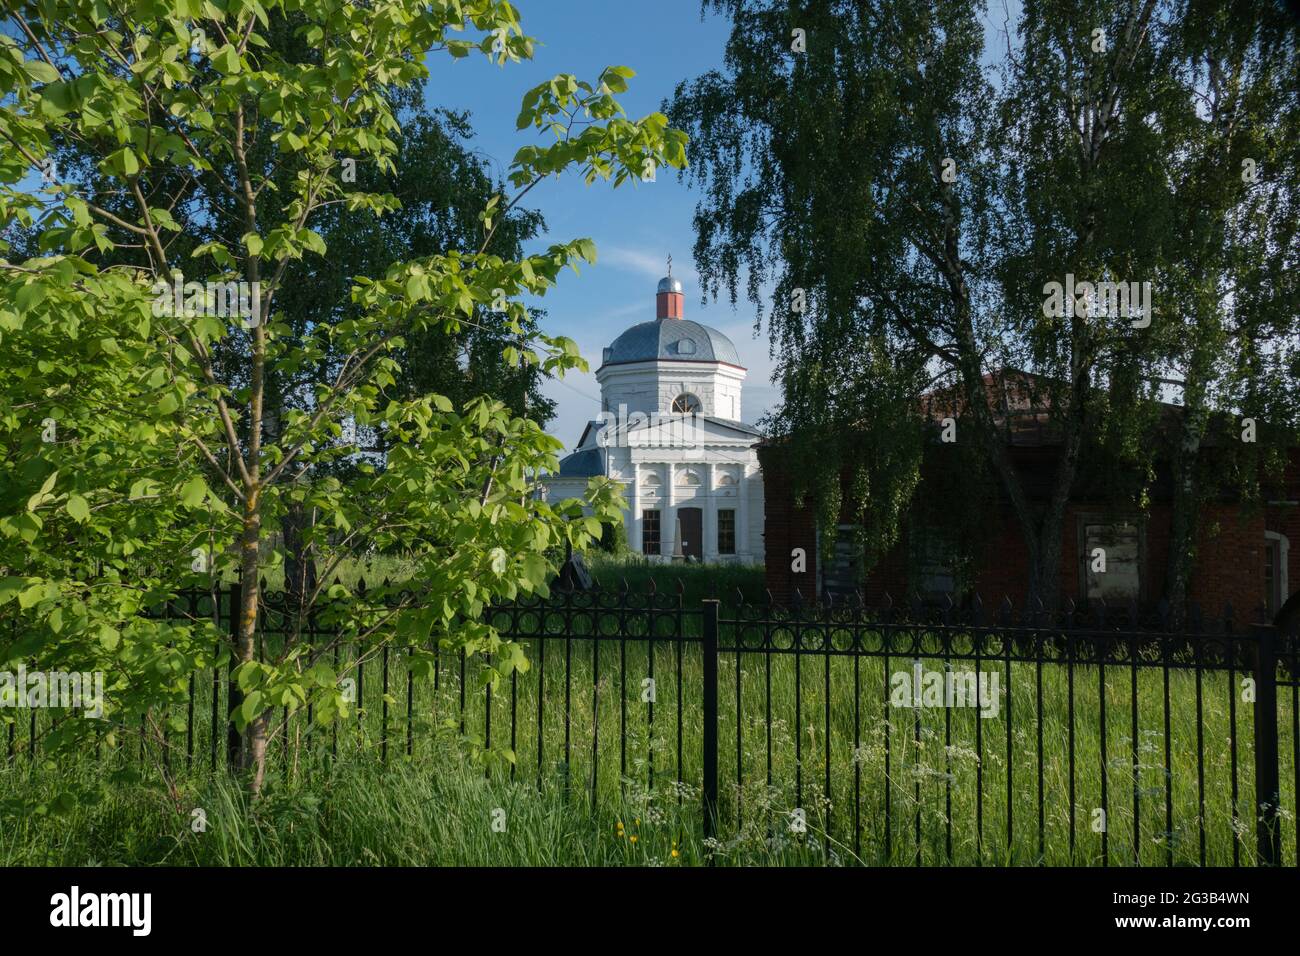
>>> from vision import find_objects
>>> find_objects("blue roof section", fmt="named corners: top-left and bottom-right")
top-left (556, 447), bottom-right (604, 478)
top-left (601, 318), bottom-right (742, 368)
top-left (704, 416), bottom-right (763, 437)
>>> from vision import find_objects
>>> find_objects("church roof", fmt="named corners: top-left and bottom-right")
top-left (601, 318), bottom-right (742, 368)
top-left (555, 447), bottom-right (604, 478)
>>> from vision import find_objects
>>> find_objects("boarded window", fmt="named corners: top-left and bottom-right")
top-left (642, 510), bottom-right (661, 556)
top-left (910, 524), bottom-right (956, 598)
top-left (823, 523), bottom-right (864, 594)
top-left (1083, 521), bottom-right (1140, 602)
top-left (718, 509), bottom-right (736, 555)
top-left (1265, 535), bottom-right (1286, 617)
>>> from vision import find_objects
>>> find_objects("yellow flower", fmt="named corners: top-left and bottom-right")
top-left (629, 835), bottom-right (638, 844)
top-left (671, 849), bottom-right (679, 858)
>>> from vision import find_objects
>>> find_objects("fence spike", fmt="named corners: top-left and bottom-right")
top-left (676, 578), bottom-right (685, 596)
top-left (647, 576), bottom-right (657, 595)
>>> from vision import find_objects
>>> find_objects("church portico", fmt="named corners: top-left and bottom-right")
top-left (541, 265), bottom-right (765, 565)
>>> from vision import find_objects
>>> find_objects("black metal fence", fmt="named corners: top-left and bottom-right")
top-left (6, 581), bottom-right (1297, 866)
top-left (707, 594), bottom-right (1298, 866)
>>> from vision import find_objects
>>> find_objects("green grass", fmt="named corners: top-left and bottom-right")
top-left (2, 562), bottom-right (1296, 866)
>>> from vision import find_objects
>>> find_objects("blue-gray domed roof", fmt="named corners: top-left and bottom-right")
top-left (657, 275), bottom-right (683, 294)
top-left (601, 319), bottom-right (742, 367)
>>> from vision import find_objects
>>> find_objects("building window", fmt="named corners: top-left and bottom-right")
top-left (1266, 541), bottom-right (1278, 616)
top-left (671, 393), bottom-right (702, 414)
top-left (677, 468), bottom-right (701, 486)
top-left (642, 510), bottom-right (661, 555)
top-left (717, 472), bottom-right (737, 486)
top-left (911, 525), bottom-right (955, 598)
top-left (718, 509), bottom-right (736, 555)
top-left (1265, 532), bottom-right (1289, 617)
top-left (825, 523), bottom-right (866, 593)
top-left (1082, 520), bottom-right (1141, 602)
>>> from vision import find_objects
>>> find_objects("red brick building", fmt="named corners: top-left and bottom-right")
top-left (758, 380), bottom-right (1300, 622)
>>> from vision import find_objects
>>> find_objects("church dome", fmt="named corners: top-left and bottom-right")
top-left (601, 318), bottom-right (742, 368)
top-left (657, 275), bottom-right (683, 295)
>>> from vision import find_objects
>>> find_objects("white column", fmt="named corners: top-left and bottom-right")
top-left (661, 462), bottom-right (676, 559)
top-left (629, 463), bottom-right (641, 553)
top-left (705, 462), bottom-right (717, 561)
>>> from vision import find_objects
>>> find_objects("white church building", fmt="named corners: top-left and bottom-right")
top-left (541, 268), bottom-right (765, 564)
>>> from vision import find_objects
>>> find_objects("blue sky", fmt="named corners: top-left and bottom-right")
top-left (423, 1), bottom-right (1020, 448)
top-left (423, 1), bottom-right (777, 449)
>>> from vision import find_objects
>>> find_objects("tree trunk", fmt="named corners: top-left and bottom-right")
top-left (237, 487), bottom-right (266, 787)
top-left (1165, 368), bottom-right (1210, 616)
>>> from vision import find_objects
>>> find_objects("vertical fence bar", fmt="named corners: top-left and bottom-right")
top-left (1195, 648), bottom-right (1206, 866)
top-left (702, 599), bottom-right (719, 845)
top-left (536, 638), bottom-right (545, 792)
top-left (1251, 624), bottom-right (1281, 866)
top-left (1229, 633), bottom-right (1240, 867)
top-left (406, 646), bottom-right (414, 758)
top-left (382, 644), bottom-right (390, 763)
top-left (1130, 635), bottom-right (1140, 866)
top-left (591, 638), bottom-right (599, 809)
top-left (1162, 635), bottom-right (1172, 867)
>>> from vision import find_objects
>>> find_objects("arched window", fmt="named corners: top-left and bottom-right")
top-left (677, 469), bottom-right (702, 486)
top-left (717, 473), bottom-right (738, 486)
top-left (671, 393), bottom-right (702, 414)
top-left (642, 472), bottom-right (662, 486)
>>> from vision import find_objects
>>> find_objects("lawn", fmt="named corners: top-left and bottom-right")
top-left (1, 558), bottom-right (1295, 866)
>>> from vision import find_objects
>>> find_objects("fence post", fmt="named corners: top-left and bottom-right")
top-left (226, 579), bottom-right (243, 770)
top-left (1250, 623), bottom-right (1281, 866)
top-left (702, 599), bottom-right (719, 847)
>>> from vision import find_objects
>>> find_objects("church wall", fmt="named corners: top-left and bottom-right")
top-left (598, 361), bottom-right (746, 419)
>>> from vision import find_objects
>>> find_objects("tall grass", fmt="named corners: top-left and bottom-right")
top-left (2, 563), bottom-right (1295, 866)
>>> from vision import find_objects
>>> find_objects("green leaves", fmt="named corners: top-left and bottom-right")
top-left (179, 477), bottom-right (208, 508)
top-left (21, 60), bottom-right (60, 85)
top-left (0, 0), bottom-right (690, 787)
top-left (210, 44), bottom-right (242, 75)
top-left (65, 494), bottom-right (90, 523)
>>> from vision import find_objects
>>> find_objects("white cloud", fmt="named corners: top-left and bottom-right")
top-left (599, 245), bottom-right (697, 283)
